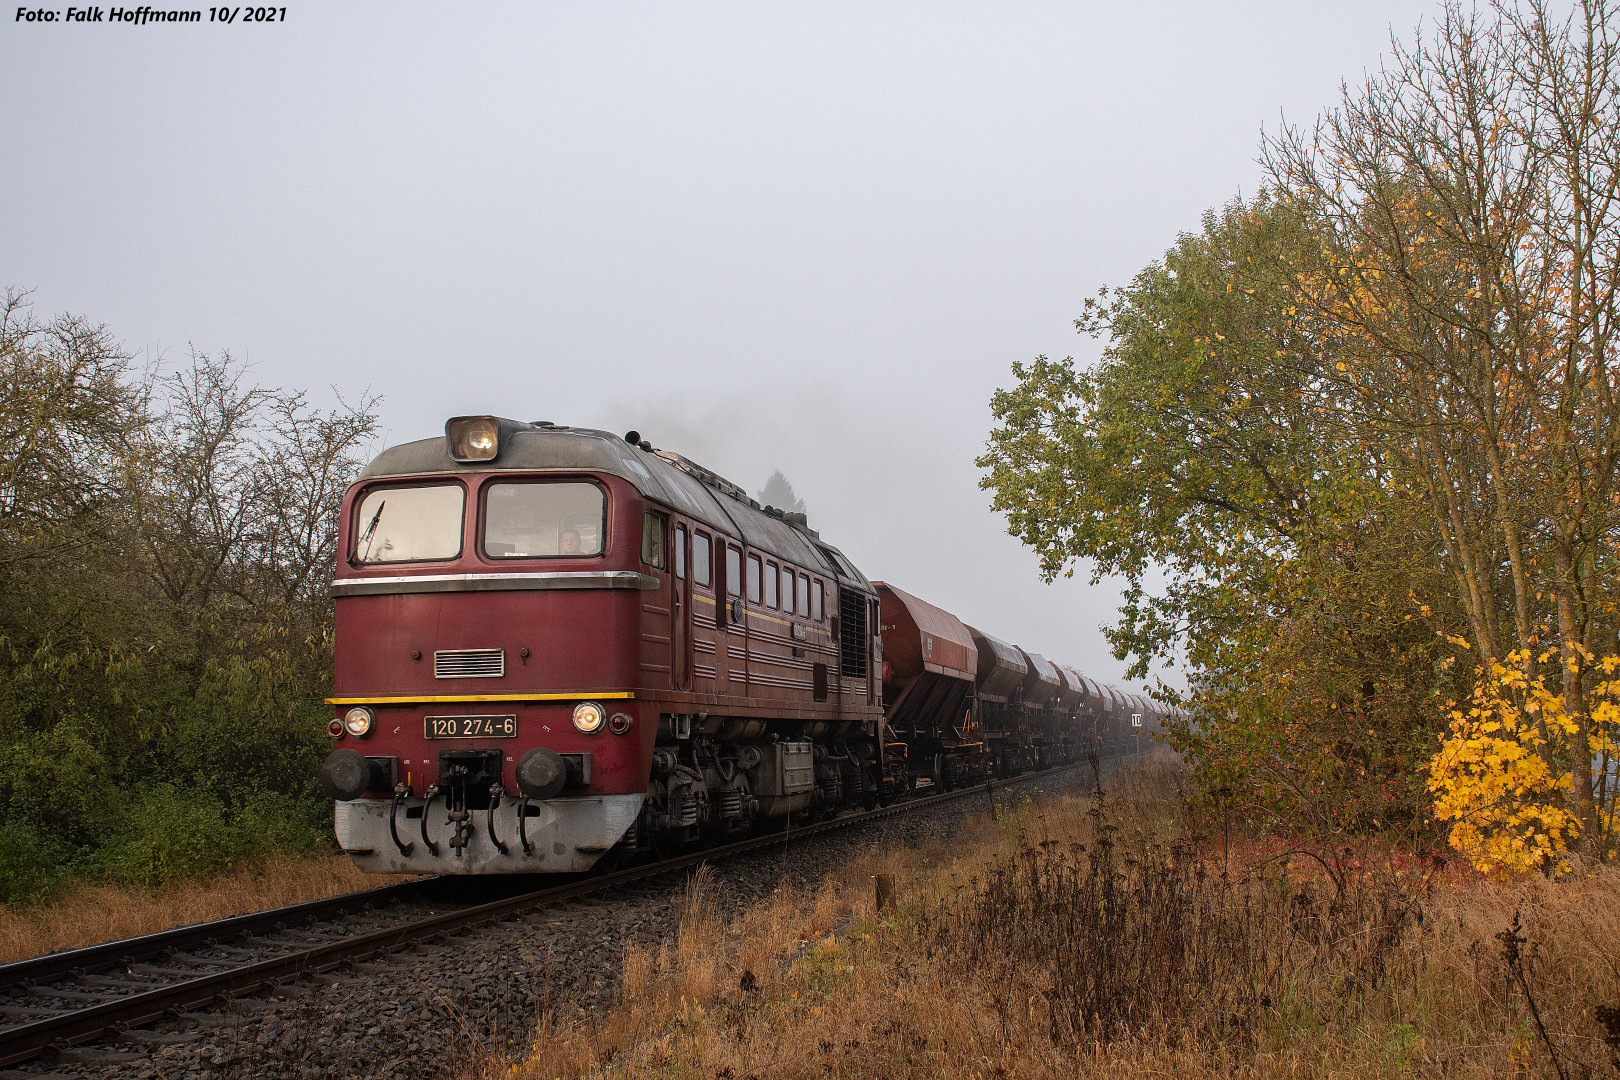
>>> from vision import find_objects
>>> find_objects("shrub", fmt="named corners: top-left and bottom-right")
top-left (236, 790), bottom-right (331, 858)
top-left (103, 785), bottom-right (250, 887)
top-left (0, 821), bottom-right (69, 904)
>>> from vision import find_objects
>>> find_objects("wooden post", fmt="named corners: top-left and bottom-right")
top-left (873, 873), bottom-right (895, 912)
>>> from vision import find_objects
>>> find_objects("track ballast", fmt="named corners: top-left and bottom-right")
top-left (0, 762), bottom-right (1091, 1071)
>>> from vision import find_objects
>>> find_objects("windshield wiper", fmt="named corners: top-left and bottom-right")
top-left (359, 501), bottom-right (386, 561)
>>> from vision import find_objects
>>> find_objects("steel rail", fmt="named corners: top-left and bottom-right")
top-left (0, 878), bottom-right (442, 992)
top-left (0, 762), bottom-right (1085, 1069)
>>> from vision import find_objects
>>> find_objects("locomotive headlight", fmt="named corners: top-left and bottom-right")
top-left (572, 701), bottom-right (606, 734)
top-left (446, 416), bottom-right (500, 462)
top-left (343, 706), bottom-right (375, 738)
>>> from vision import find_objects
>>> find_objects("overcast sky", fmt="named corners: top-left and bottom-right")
top-left (3, 1), bottom-right (1446, 694)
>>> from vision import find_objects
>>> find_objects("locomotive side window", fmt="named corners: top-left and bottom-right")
top-left (725, 546), bottom-right (742, 597)
top-left (483, 482), bottom-right (605, 558)
top-left (813, 580), bottom-right (824, 621)
top-left (692, 533), bottom-right (711, 587)
top-left (782, 567), bottom-right (795, 614)
top-left (746, 554), bottom-right (762, 603)
top-left (797, 573), bottom-right (811, 617)
top-left (641, 512), bottom-right (667, 569)
top-left (353, 483), bottom-right (465, 564)
top-left (764, 561), bottom-right (778, 607)
top-left (674, 526), bottom-right (687, 579)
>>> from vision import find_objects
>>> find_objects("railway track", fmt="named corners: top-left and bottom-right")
top-left (0, 762), bottom-right (1087, 1071)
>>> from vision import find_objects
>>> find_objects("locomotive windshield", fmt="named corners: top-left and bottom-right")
top-left (483, 481), bottom-right (606, 558)
top-left (352, 484), bottom-right (465, 564)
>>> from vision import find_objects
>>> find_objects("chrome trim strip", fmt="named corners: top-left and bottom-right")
top-left (332, 571), bottom-right (661, 597)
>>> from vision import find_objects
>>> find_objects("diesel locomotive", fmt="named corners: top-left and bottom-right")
top-left (320, 417), bottom-right (1166, 875)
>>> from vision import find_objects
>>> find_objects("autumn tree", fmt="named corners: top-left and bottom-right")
top-left (983, 0), bottom-right (1620, 864)
top-left (1265, 0), bottom-right (1620, 855)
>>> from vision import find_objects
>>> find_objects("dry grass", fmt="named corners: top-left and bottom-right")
top-left (0, 853), bottom-right (405, 964)
top-left (485, 750), bottom-right (1620, 1079)
top-left (491, 840), bottom-right (915, 1079)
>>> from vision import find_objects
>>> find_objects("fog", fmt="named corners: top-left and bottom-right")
top-left (2, 1), bottom-right (1445, 693)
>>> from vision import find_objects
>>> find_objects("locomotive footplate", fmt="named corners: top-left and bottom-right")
top-left (334, 793), bottom-right (644, 874)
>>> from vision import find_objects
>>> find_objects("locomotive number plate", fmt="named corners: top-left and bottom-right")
top-left (424, 715), bottom-right (518, 739)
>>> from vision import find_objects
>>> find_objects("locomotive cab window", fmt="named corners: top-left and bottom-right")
top-left (353, 483), bottom-right (465, 564)
top-left (692, 532), bottom-right (711, 588)
top-left (764, 561), bottom-right (778, 607)
top-left (483, 481), bottom-right (606, 558)
top-left (746, 554), bottom-right (762, 603)
top-left (641, 512), bottom-right (667, 569)
top-left (674, 526), bottom-right (687, 579)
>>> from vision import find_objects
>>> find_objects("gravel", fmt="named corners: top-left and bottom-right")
top-left (1, 768), bottom-right (1091, 1080)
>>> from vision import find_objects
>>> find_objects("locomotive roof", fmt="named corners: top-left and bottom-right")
top-left (359, 423), bottom-right (874, 593)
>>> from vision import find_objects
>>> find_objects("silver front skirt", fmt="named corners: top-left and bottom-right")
top-left (334, 793), bottom-right (643, 874)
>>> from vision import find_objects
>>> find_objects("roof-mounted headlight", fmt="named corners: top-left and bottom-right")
top-left (446, 416), bottom-right (501, 462)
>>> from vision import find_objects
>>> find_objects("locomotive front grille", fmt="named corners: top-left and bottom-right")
top-left (434, 648), bottom-right (505, 679)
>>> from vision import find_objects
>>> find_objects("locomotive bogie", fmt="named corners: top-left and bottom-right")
top-left (634, 731), bottom-right (877, 839)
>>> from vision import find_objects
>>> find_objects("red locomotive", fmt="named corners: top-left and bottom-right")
top-left (321, 417), bottom-right (1167, 875)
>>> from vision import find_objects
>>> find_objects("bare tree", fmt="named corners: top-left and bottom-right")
top-left (250, 389), bottom-right (379, 614)
top-left (125, 351), bottom-right (272, 614)
top-left (0, 289), bottom-right (147, 559)
top-left (123, 351), bottom-right (379, 646)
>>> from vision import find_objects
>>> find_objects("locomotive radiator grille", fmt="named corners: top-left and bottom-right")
top-left (434, 649), bottom-right (505, 679)
top-left (838, 589), bottom-right (868, 678)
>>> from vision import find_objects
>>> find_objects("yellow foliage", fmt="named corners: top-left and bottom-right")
top-left (1427, 649), bottom-right (1601, 874)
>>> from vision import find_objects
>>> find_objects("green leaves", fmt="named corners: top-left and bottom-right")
top-left (981, 198), bottom-right (1458, 834)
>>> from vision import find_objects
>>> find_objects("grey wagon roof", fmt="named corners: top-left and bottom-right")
top-left (358, 424), bottom-right (873, 592)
